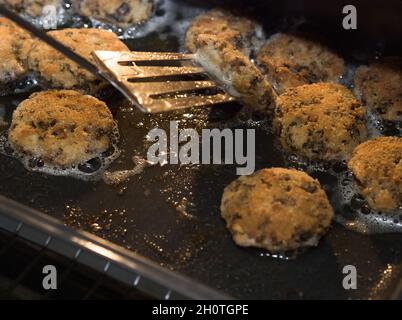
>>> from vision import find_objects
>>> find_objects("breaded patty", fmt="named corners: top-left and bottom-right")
top-left (220, 168), bottom-right (333, 252)
top-left (194, 35), bottom-right (276, 114)
top-left (257, 33), bottom-right (346, 94)
top-left (274, 83), bottom-right (367, 161)
top-left (354, 57), bottom-right (402, 123)
top-left (348, 137), bottom-right (402, 213)
top-left (0, 17), bottom-right (35, 84)
top-left (1, 0), bottom-right (61, 17)
top-left (186, 8), bottom-right (263, 56)
top-left (28, 28), bottom-right (129, 95)
top-left (73, 0), bottom-right (153, 26)
top-left (8, 90), bottom-right (115, 167)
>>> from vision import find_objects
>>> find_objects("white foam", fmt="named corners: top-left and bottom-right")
top-left (102, 155), bottom-right (149, 185)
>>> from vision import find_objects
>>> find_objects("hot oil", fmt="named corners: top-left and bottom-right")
top-left (105, 98), bottom-right (279, 262)
top-left (284, 151), bottom-right (402, 236)
top-left (63, 204), bottom-right (134, 243)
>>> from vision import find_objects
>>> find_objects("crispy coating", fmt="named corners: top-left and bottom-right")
top-left (274, 83), bottom-right (367, 161)
top-left (354, 57), bottom-right (402, 122)
top-left (257, 33), bottom-right (345, 94)
top-left (8, 90), bottom-right (115, 167)
top-left (186, 8), bottom-right (263, 56)
top-left (0, 17), bottom-right (35, 84)
top-left (194, 35), bottom-right (276, 114)
top-left (73, 0), bottom-right (153, 26)
top-left (220, 168), bottom-right (334, 252)
top-left (28, 28), bottom-right (129, 95)
top-left (0, 0), bottom-right (60, 17)
top-left (348, 137), bottom-right (402, 213)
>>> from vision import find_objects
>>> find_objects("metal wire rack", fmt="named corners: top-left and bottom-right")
top-left (0, 195), bottom-right (229, 300)
top-left (0, 228), bottom-right (152, 299)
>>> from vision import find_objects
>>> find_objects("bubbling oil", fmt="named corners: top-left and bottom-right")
top-left (334, 170), bottom-right (402, 234)
top-left (64, 0), bottom-right (205, 41)
top-left (5, 0), bottom-right (205, 41)
top-left (0, 123), bottom-right (121, 181)
top-left (15, 2), bottom-right (72, 29)
top-left (284, 152), bottom-right (402, 235)
top-left (277, 51), bottom-right (401, 236)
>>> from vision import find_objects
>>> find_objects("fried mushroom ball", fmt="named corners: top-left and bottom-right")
top-left (354, 57), bottom-right (402, 123)
top-left (186, 8), bottom-right (263, 57)
top-left (8, 90), bottom-right (116, 167)
top-left (0, 17), bottom-right (35, 85)
top-left (274, 83), bottom-right (367, 161)
top-left (348, 136), bottom-right (402, 213)
top-left (257, 33), bottom-right (346, 94)
top-left (0, 0), bottom-right (61, 17)
top-left (220, 168), bottom-right (334, 252)
top-left (72, 0), bottom-right (153, 27)
top-left (28, 28), bottom-right (129, 95)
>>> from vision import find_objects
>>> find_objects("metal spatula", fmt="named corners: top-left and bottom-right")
top-left (0, 5), bottom-right (234, 113)
top-left (92, 50), bottom-right (234, 113)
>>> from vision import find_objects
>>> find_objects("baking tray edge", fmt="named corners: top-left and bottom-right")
top-left (0, 195), bottom-right (231, 300)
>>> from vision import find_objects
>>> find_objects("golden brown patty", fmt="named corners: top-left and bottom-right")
top-left (220, 168), bottom-right (334, 252)
top-left (73, 0), bottom-right (153, 26)
top-left (257, 33), bottom-right (346, 94)
top-left (348, 137), bottom-right (402, 213)
top-left (28, 28), bottom-right (129, 94)
top-left (194, 35), bottom-right (276, 114)
top-left (8, 90), bottom-right (115, 167)
top-left (186, 8), bottom-right (263, 56)
top-left (0, 17), bottom-right (35, 84)
top-left (0, 0), bottom-right (61, 17)
top-left (354, 57), bottom-right (402, 122)
top-left (274, 83), bottom-right (367, 161)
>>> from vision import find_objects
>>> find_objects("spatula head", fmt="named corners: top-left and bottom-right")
top-left (92, 51), bottom-right (235, 113)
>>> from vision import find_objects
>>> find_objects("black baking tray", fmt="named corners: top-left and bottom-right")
top-left (0, 0), bottom-right (402, 299)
